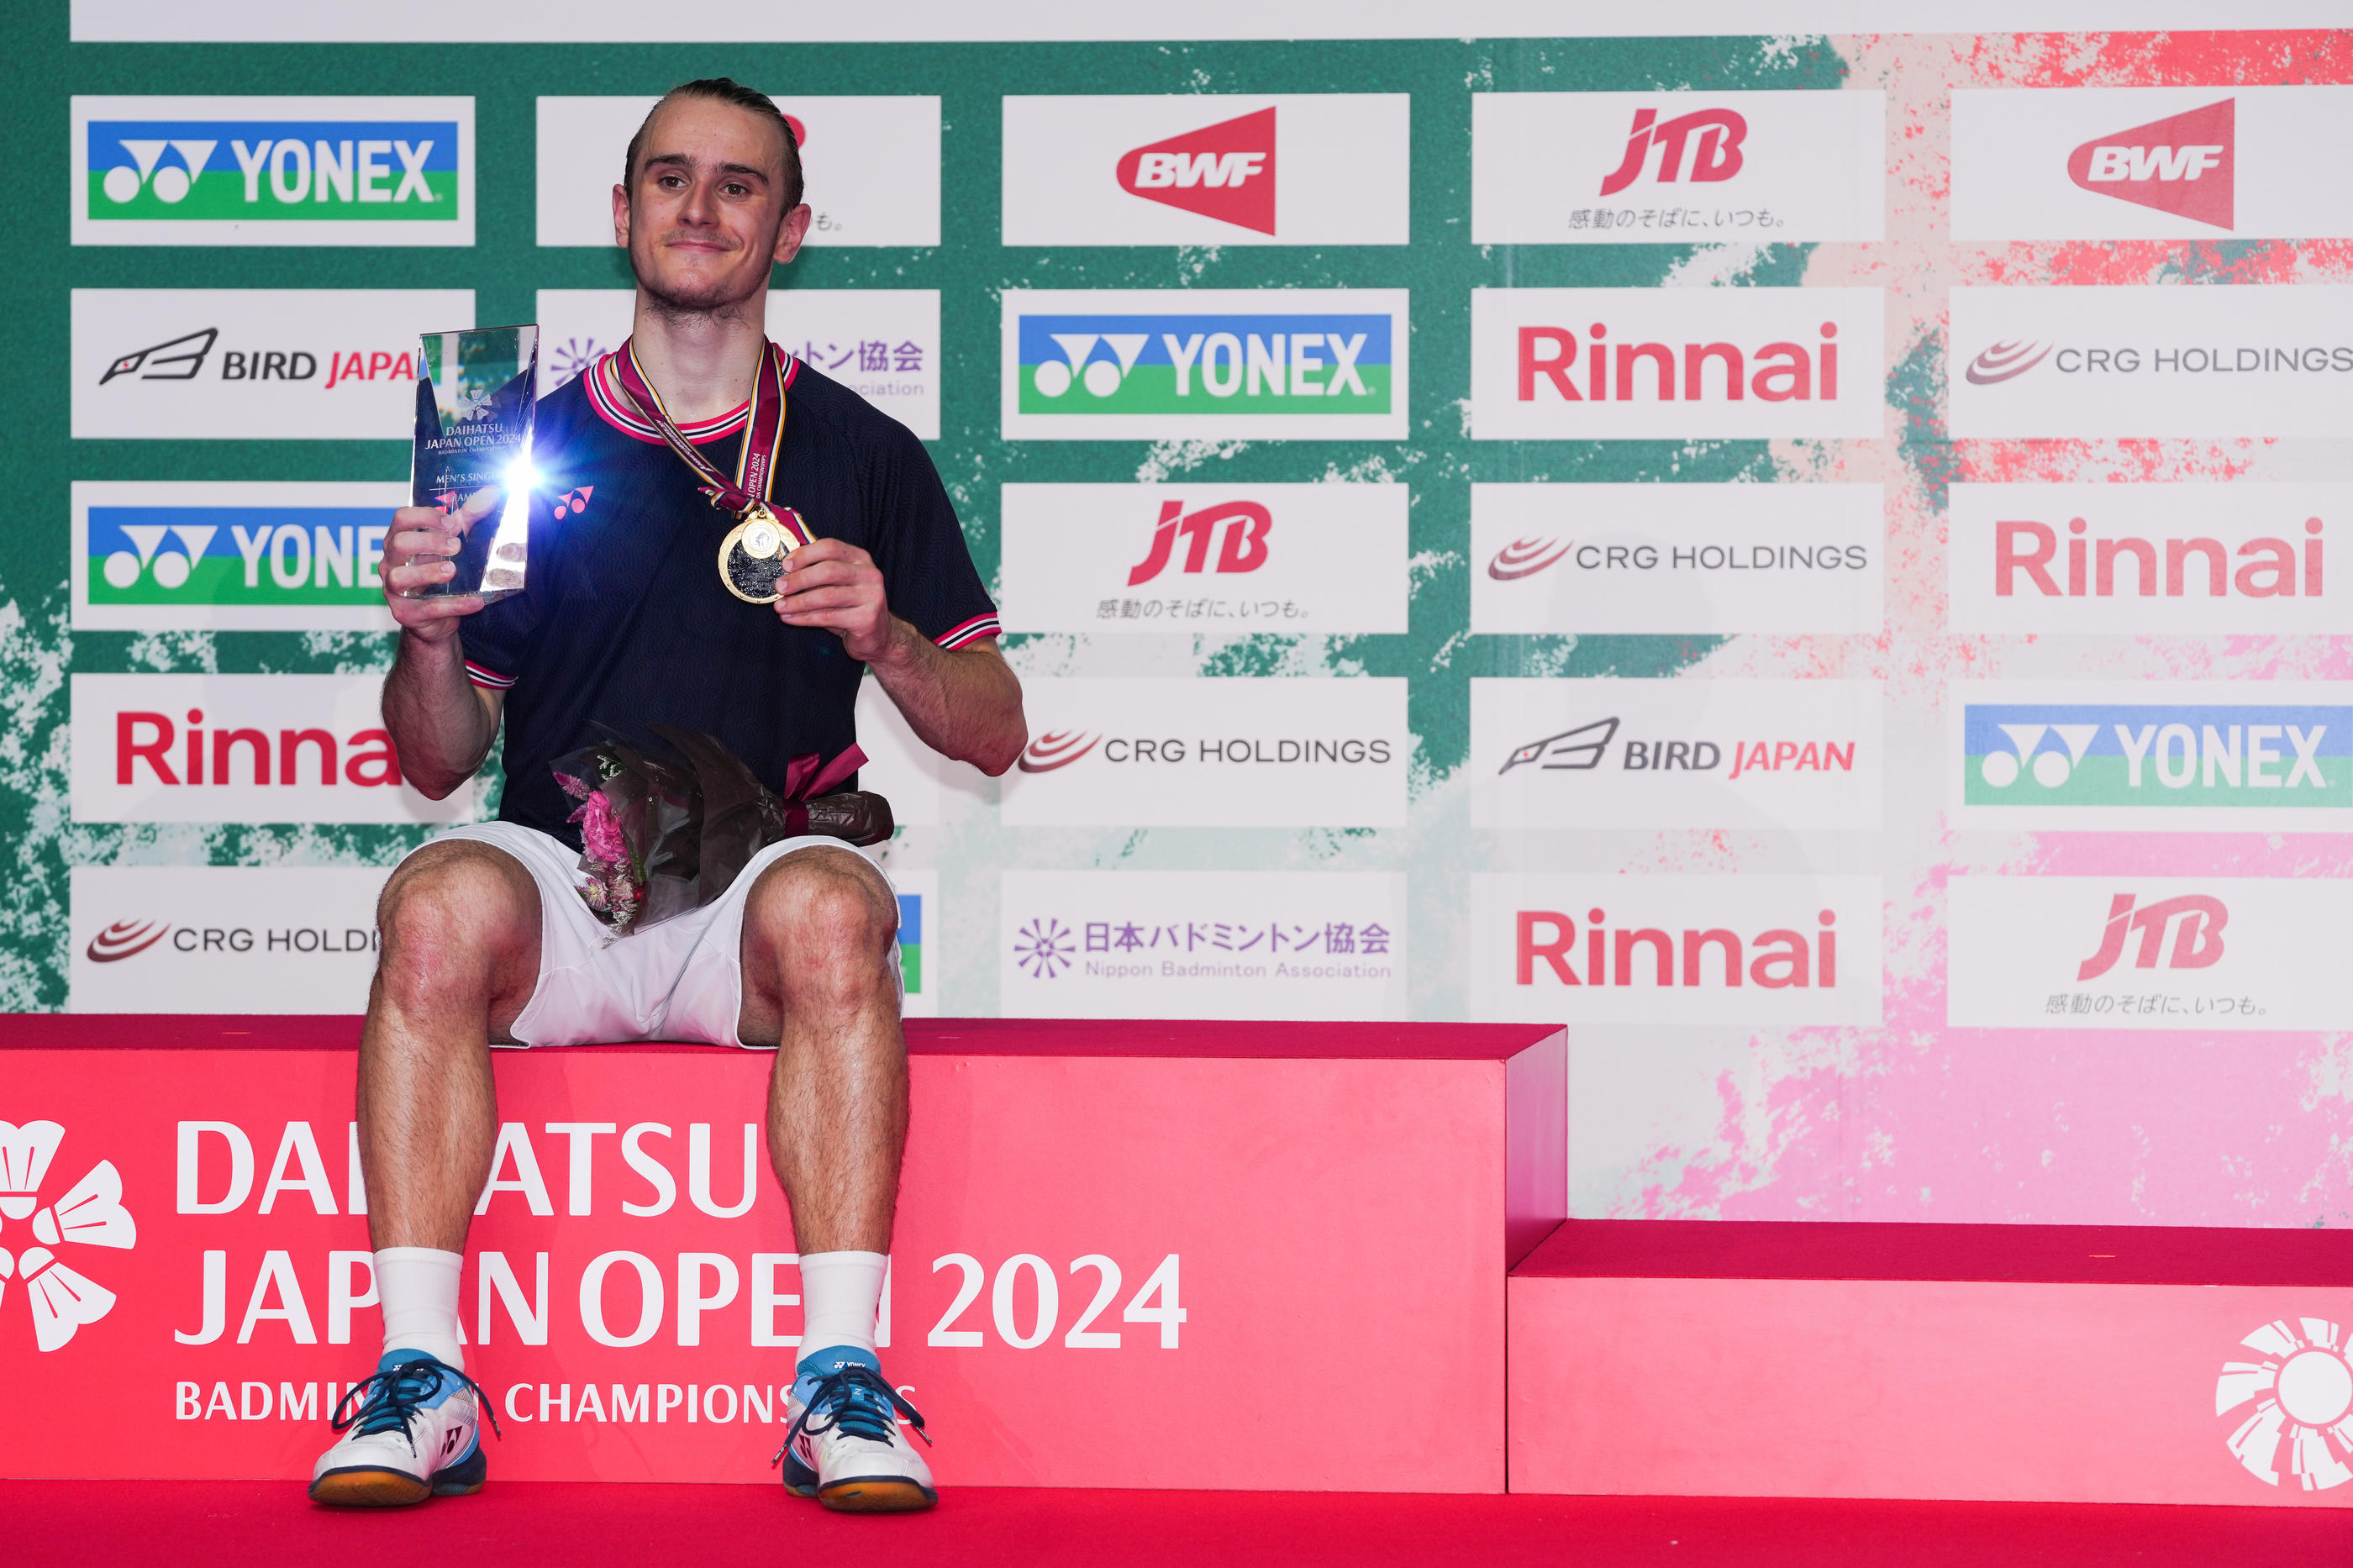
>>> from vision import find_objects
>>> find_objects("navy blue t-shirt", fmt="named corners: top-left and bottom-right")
top-left (459, 350), bottom-right (999, 848)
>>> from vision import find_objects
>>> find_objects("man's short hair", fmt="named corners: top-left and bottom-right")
top-left (623, 77), bottom-right (804, 209)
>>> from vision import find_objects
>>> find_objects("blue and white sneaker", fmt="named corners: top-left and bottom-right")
top-left (775, 1347), bottom-right (936, 1512)
top-left (308, 1350), bottom-right (495, 1507)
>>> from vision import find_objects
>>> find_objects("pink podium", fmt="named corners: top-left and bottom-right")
top-left (1508, 1219), bottom-right (2353, 1507)
top-left (0, 1015), bottom-right (1565, 1492)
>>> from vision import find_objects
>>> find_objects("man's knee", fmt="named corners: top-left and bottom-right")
top-left (744, 849), bottom-right (899, 974)
top-left (376, 842), bottom-right (539, 1002)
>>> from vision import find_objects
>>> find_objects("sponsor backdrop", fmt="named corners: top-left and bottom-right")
top-left (9, 18), bottom-right (2353, 1245)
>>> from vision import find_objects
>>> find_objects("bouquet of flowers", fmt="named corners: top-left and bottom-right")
top-left (552, 725), bottom-right (892, 936)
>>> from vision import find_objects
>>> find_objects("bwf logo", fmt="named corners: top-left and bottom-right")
top-left (0, 1121), bottom-right (138, 1353)
top-left (2066, 98), bottom-right (2233, 230)
top-left (1115, 107), bottom-right (1276, 235)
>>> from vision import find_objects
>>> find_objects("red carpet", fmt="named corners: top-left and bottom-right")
top-left (7, 1481), bottom-right (2345, 1567)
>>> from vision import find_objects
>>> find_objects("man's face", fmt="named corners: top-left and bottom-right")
top-left (613, 97), bottom-right (811, 312)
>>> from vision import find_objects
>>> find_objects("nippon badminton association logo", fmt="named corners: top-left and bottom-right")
top-left (2219, 1317), bottom-right (2353, 1490)
top-left (0, 1120), bottom-right (138, 1352)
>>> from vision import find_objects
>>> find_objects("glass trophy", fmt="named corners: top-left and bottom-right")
top-left (408, 324), bottom-right (538, 601)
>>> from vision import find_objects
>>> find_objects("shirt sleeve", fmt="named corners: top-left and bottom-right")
top-left (867, 420), bottom-right (1000, 650)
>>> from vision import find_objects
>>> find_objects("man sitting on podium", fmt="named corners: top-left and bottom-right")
top-left (306, 78), bottom-right (1023, 1513)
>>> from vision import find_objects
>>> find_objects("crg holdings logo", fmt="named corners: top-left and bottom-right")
top-left (1115, 107), bottom-right (1274, 234)
top-left (0, 1121), bottom-right (137, 1352)
top-left (2066, 98), bottom-right (2233, 229)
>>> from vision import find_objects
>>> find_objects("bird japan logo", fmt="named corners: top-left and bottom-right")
top-left (0, 1121), bottom-right (138, 1352)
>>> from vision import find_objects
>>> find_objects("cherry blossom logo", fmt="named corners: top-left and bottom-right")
top-left (1964, 339), bottom-right (2052, 386)
top-left (547, 336), bottom-right (606, 391)
top-left (2218, 1318), bottom-right (2353, 1490)
top-left (0, 1121), bottom-right (138, 1352)
top-left (1013, 918), bottom-right (1076, 979)
top-left (1487, 537), bottom-right (1571, 581)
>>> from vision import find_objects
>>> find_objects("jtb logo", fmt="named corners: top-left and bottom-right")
top-left (2065, 98), bottom-right (2234, 229)
top-left (2077, 892), bottom-right (2228, 979)
top-left (1115, 108), bottom-right (1277, 234)
top-left (1126, 501), bottom-right (1272, 585)
top-left (1598, 108), bottom-right (1748, 196)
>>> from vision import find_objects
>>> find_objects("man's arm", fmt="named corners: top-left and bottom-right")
top-left (775, 538), bottom-right (1026, 776)
top-left (379, 489), bottom-right (508, 801)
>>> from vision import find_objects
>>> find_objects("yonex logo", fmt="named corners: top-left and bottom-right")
top-left (87, 119), bottom-right (458, 221)
top-left (1963, 704), bottom-right (2347, 812)
top-left (1018, 313), bottom-right (1391, 414)
top-left (87, 506), bottom-right (391, 608)
top-left (0, 1120), bottom-right (138, 1353)
top-left (2066, 98), bottom-right (2234, 230)
top-left (100, 138), bottom-right (217, 205)
top-left (1114, 107), bottom-right (1277, 234)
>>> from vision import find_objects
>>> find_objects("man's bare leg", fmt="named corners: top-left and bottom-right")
top-left (735, 845), bottom-right (930, 1509)
top-left (359, 841), bottom-right (542, 1300)
top-left (313, 839), bottom-right (540, 1507)
top-left (736, 845), bottom-right (908, 1255)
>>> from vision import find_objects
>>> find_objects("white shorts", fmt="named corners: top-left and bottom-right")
top-left (404, 822), bottom-right (898, 1049)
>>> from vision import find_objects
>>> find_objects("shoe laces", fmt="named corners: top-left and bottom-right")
top-left (772, 1363), bottom-right (931, 1466)
top-left (330, 1358), bottom-right (501, 1455)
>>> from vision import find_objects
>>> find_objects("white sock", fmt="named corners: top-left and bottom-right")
top-left (376, 1247), bottom-right (465, 1371)
top-left (797, 1250), bottom-right (887, 1369)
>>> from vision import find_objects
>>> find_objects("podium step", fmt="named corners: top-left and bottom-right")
top-left (0, 1015), bottom-right (1564, 1492)
top-left (1507, 1219), bottom-right (2353, 1507)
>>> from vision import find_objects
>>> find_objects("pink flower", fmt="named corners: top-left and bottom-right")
top-left (578, 790), bottom-right (629, 866)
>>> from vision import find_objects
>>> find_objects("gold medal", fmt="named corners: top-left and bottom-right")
top-left (718, 503), bottom-right (800, 604)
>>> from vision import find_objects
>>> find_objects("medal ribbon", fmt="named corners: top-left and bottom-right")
top-left (608, 338), bottom-right (815, 547)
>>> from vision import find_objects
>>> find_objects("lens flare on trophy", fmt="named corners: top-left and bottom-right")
top-left (0, 1121), bottom-right (66, 1221)
top-left (30, 1160), bottom-right (136, 1250)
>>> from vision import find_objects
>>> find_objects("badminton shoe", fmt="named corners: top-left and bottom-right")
top-left (308, 1350), bottom-right (494, 1506)
top-left (776, 1347), bottom-right (937, 1512)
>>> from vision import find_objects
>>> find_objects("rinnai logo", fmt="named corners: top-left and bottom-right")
top-left (1019, 731), bottom-right (1101, 774)
top-left (1128, 501), bottom-right (1271, 585)
top-left (2077, 892), bottom-right (2226, 979)
top-left (1995, 516), bottom-right (2321, 602)
top-left (2219, 1318), bottom-right (2353, 1491)
top-left (114, 708), bottom-right (403, 790)
top-left (0, 1121), bottom-right (137, 1352)
top-left (1488, 537), bottom-right (1571, 581)
top-left (1598, 107), bottom-right (1746, 195)
top-left (1965, 339), bottom-right (2050, 386)
top-left (85, 919), bottom-right (167, 962)
top-left (1114, 107), bottom-right (1275, 235)
top-left (1516, 906), bottom-right (1840, 991)
top-left (2066, 98), bottom-right (2233, 230)
top-left (1518, 320), bottom-right (1840, 404)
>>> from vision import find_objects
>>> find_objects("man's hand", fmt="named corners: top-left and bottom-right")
top-left (382, 487), bottom-right (502, 642)
top-left (774, 537), bottom-right (892, 663)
